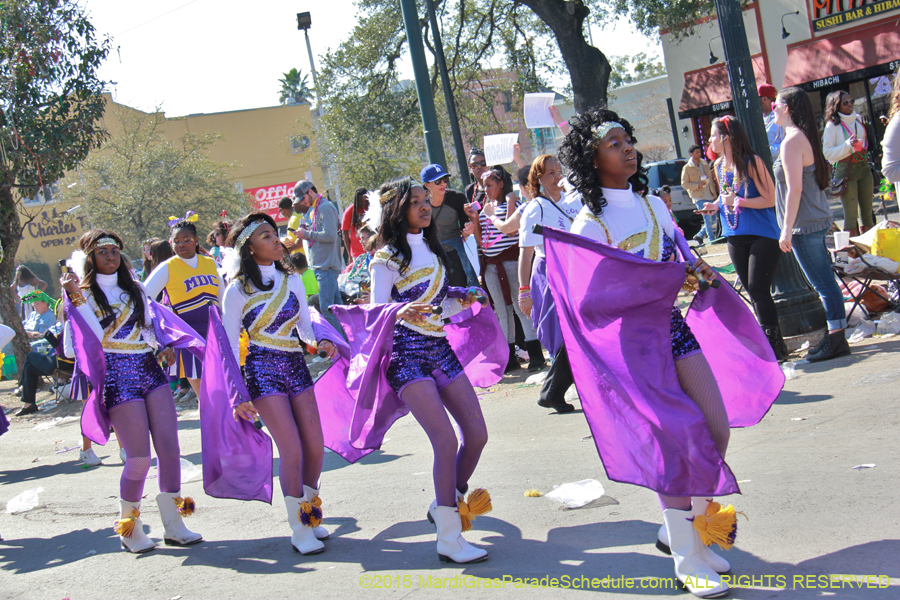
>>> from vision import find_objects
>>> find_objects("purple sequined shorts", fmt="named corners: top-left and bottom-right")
top-left (244, 344), bottom-right (314, 401)
top-left (670, 307), bottom-right (701, 359)
top-left (386, 326), bottom-right (464, 394)
top-left (103, 352), bottom-right (169, 409)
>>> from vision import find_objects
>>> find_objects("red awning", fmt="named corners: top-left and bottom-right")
top-left (783, 22), bottom-right (900, 89)
top-left (679, 55), bottom-right (769, 118)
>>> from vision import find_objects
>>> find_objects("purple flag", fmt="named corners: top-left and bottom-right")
top-left (309, 308), bottom-right (375, 463)
top-left (543, 227), bottom-right (781, 497)
top-left (529, 256), bottom-right (563, 356)
top-left (331, 298), bottom-right (505, 451)
top-left (199, 306), bottom-right (273, 503)
top-left (0, 406), bottom-right (9, 437)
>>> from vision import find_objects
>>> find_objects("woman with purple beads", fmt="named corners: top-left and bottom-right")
top-left (365, 177), bottom-right (491, 564)
top-left (221, 212), bottom-right (338, 556)
top-left (62, 229), bottom-right (201, 554)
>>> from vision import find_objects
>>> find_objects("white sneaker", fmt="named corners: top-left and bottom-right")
top-left (180, 390), bottom-right (197, 402)
top-left (80, 448), bottom-right (102, 466)
top-left (172, 389), bottom-right (186, 402)
top-left (119, 448), bottom-right (127, 464)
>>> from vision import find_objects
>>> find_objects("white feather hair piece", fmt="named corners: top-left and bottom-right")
top-left (362, 190), bottom-right (383, 232)
top-left (221, 247), bottom-right (242, 282)
top-left (69, 250), bottom-right (87, 280)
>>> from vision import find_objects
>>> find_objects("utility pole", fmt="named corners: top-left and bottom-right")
top-left (713, 0), bottom-right (826, 338)
top-left (424, 0), bottom-right (469, 187)
top-left (399, 0), bottom-right (447, 167)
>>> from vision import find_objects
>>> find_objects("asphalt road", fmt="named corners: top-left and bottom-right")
top-left (1, 332), bottom-right (898, 600)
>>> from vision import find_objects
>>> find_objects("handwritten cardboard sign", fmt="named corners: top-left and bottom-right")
top-left (483, 133), bottom-right (518, 165)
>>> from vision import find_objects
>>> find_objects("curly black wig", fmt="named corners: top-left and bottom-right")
top-left (557, 107), bottom-right (648, 217)
top-left (376, 176), bottom-right (449, 274)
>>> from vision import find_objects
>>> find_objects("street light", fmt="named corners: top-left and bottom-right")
top-left (296, 12), bottom-right (319, 103)
top-left (781, 10), bottom-right (800, 39)
top-left (709, 36), bottom-right (721, 65)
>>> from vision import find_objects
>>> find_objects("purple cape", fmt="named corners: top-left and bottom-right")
top-left (199, 306), bottom-right (273, 503)
top-left (308, 308), bottom-right (374, 463)
top-left (331, 291), bottom-right (505, 451)
top-left (0, 406), bottom-right (8, 437)
top-left (67, 297), bottom-right (206, 445)
top-left (530, 256), bottom-right (563, 356)
top-left (543, 227), bottom-right (783, 497)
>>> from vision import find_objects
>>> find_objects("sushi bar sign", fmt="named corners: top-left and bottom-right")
top-left (811, 0), bottom-right (900, 31)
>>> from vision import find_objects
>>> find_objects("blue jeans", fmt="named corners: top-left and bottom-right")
top-left (442, 236), bottom-right (479, 287)
top-left (694, 199), bottom-right (717, 240)
top-left (314, 268), bottom-right (343, 333)
top-left (791, 228), bottom-right (847, 330)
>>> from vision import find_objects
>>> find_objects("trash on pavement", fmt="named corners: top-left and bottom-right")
top-left (782, 362), bottom-right (797, 380)
top-left (852, 464), bottom-right (876, 470)
top-left (524, 489), bottom-right (542, 497)
top-left (6, 487), bottom-right (44, 514)
top-left (180, 458), bottom-right (201, 482)
top-left (847, 320), bottom-right (876, 343)
top-left (545, 479), bottom-right (605, 509)
top-left (524, 372), bottom-right (547, 386)
top-left (876, 313), bottom-right (900, 336)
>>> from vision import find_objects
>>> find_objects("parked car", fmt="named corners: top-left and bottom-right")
top-left (644, 159), bottom-right (715, 240)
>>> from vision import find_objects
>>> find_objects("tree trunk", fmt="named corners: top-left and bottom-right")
top-left (519, 0), bottom-right (611, 113)
top-left (0, 181), bottom-right (33, 379)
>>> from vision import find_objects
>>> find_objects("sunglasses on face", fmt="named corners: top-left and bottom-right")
top-left (435, 177), bottom-right (450, 185)
top-left (841, 99), bottom-right (855, 106)
top-left (469, 160), bottom-right (487, 168)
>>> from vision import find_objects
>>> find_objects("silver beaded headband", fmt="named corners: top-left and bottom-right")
top-left (235, 220), bottom-right (264, 249)
top-left (593, 121), bottom-right (625, 140)
top-left (87, 237), bottom-right (120, 252)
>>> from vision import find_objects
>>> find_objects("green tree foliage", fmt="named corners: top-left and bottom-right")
top-left (279, 68), bottom-right (314, 105)
top-left (608, 53), bottom-right (667, 89)
top-left (0, 0), bottom-right (110, 372)
top-left (63, 107), bottom-right (251, 258)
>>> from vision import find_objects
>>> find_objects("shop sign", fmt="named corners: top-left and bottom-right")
top-left (23, 207), bottom-right (88, 249)
top-left (244, 181), bottom-right (299, 219)
top-left (812, 0), bottom-right (900, 32)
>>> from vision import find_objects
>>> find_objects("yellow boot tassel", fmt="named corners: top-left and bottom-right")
top-left (299, 496), bottom-right (323, 528)
top-left (692, 501), bottom-right (745, 550)
top-left (114, 509), bottom-right (139, 539)
top-left (175, 496), bottom-right (196, 517)
top-left (458, 488), bottom-right (492, 532)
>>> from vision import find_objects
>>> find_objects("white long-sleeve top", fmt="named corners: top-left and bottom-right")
top-left (63, 273), bottom-right (158, 354)
top-left (222, 263), bottom-right (316, 364)
top-left (370, 232), bottom-right (464, 337)
top-left (822, 112), bottom-right (869, 164)
top-left (571, 187), bottom-right (674, 254)
top-left (882, 115), bottom-right (900, 186)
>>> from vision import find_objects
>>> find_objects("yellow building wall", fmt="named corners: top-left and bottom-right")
top-left (16, 95), bottom-right (323, 294)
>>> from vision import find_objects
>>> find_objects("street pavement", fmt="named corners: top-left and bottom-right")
top-left (1, 327), bottom-right (898, 600)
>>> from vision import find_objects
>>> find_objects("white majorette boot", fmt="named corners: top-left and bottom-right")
top-left (427, 487), bottom-right (492, 532)
top-left (284, 495), bottom-right (324, 555)
top-left (429, 504), bottom-right (488, 564)
top-left (303, 484), bottom-right (329, 540)
top-left (156, 491), bottom-right (202, 546)
top-left (657, 497), bottom-right (731, 573)
top-left (662, 507), bottom-right (728, 598)
top-left (115, 499), bottom-right (156, 554)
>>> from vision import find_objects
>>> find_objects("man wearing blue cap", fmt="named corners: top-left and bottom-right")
top-left (421, 164), bottom-right (479, 287)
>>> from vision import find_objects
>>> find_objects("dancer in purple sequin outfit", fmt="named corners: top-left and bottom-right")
top-left (222, 212), bottom-right (338, 556)
top-left (367, 177), bottom-right (490, 564)
top-left (62, 230), bottom-right (201, 554)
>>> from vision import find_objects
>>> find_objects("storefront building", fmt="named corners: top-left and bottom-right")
top-left (661, 0), bottom-right (900, 157)
top-left (15, 95), bottom-right (323, 293)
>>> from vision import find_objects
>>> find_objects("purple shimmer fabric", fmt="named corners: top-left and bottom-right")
top-left (68, 297), bottom-right (206, 445)
top-left (244, 345), bottom-right (313, 400)
top-left (308, 308), bottom-right (374, 463)
top-left (542, 227), bottom-right (783, 497)
top-left (102, 352), bottom-right (168, 408)
top-left (199, 306), bottom-right (274, 503)
top-left (331, 294), bottom-right (505, 451)
top-left (386, 329), bottom-right (463, 393)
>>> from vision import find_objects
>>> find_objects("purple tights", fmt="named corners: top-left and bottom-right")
top-left (108, 385), bottom-right (181, 502)
top-left (253, 389), bottom-right (324, 498)
top-left (400, 373), bottom-right (488, 507)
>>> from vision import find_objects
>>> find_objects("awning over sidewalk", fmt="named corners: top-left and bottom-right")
top-left (678, 55), bottom-right (768, 119)
top-left (783, 22), bottom-right (900, 91)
